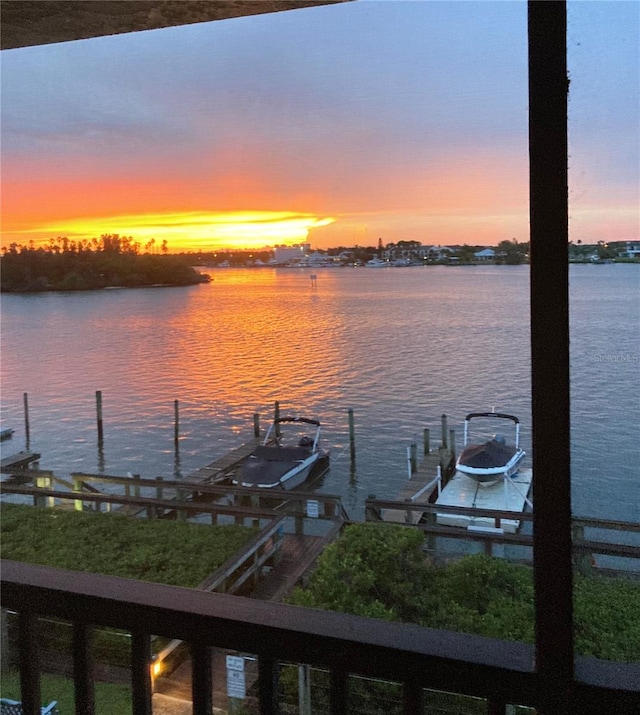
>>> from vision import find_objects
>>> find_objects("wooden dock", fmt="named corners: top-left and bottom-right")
top-left (383, 446), bottom-right (455, 523)
top-left (0, 450), bottom-right (41, 473)
top-left (186, 439), bottom-right (260, 483)
top-left (435, 468), bottom-right (533, 533)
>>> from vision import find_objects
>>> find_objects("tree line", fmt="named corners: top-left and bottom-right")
top-left (0, 235), bottom-right (208, 292)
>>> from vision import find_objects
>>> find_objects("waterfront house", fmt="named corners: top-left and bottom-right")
top-left (474, 248), bottom-right (496, 261)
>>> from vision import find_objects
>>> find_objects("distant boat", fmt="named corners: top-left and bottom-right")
top-left (234, 417), bottom-right (329, 490)
top-left (456, 412), bottom-right (525, 486)
top-left (365, 257), bottom-right (389, 268)
top-left (0, 428), bottom-right (14, 441)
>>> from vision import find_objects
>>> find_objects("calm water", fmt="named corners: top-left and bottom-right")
top-left (1, 264), bottom-right (638, 522)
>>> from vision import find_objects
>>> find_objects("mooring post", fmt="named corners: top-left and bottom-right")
top-left (23, 392), bottom-right (30, 447)
top-left (96, 391), bottom-right (104, 444)
top-left (253, 413), bottom-right (260, 439)
top-left (348, 408), bottom-right (356, 464)
top-left (423, 428), bottom-right (430, 455)
top-left (274, 401), bottom-right (281, 439)
top-left (441, 413), bottom-right (448, 449)
top-left (410, 442), bottom-right (417, 474)
top-left (449, 429), bottom-right (456, 461)
top-left (174, 400), bottom-right (179, 451)
top-left (34, 473), bottom-right (50, 508)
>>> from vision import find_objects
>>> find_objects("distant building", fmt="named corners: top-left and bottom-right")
top-left (272, 244), bottom-right (310, 264)
top-left (625, 242), bottom-right (640, 258)
top-left (474, 248), bottom-right (496, 261)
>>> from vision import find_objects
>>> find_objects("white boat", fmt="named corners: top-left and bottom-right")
top-left (235, 417), bottom-right (329, 490)
top-left (365, 257), bottom-right (389, 267)
top-left (456, 412), bottom-right (525, 486)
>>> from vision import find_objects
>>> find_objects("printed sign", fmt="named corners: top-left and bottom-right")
top-left (306, 500), bottom-right (320, 518)
top-left (227, 668), bottom-right (246, 699)
top-left (226, 655), bottom-right (245, 671)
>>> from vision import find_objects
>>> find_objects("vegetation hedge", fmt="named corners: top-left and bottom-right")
top-left (289, 522), bottom-right (640, 663)
top-left (0, 503), bottom-right (258, 673)
top-left (1, 503), bottom-right (255, 586)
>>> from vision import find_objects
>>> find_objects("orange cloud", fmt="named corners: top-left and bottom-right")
top-left (2, 210), bottom-right (336, 251)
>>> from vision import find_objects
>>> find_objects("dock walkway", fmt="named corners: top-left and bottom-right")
top-left (383, 447), bottom-right (454, 523)
top-left (435, 468), bottom-right (533, 533)
top-left (0, 451), bottom-right (41, 473)
top-left (186, 439), bottom-right (260, 483)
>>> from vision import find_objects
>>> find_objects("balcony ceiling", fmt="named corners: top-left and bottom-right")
top-left (1, 1), bottom-right (348, 51)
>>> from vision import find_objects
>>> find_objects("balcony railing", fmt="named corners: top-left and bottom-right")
top-left (2, 559), bottom-right (639, 715)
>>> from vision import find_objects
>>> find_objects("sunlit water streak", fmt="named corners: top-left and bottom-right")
top-left (1, 264), bottom-right (638, 522)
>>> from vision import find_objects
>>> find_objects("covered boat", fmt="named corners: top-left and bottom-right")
top-left (236, 417), bottom-right (329, 490)
top-left (456, 412), bottom-right (525, 485)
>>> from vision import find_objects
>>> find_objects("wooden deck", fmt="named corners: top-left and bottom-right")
top-left (383, 447), bottom-right (454, 523)
top-left (0, 450), bottom-right (41, 473)
top-left (249, 533), bottom-right (327, 602)
top-left (185, 439), bottom-right (260, 483)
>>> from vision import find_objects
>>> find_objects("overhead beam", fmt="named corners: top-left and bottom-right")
top-left (1, 1), bottom-right (349, 51)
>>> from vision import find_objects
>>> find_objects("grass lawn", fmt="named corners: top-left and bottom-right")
top-left (0, 672), bottom-right (132, 715)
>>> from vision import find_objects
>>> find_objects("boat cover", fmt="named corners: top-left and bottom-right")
top-left (458, 439), bottom-right (518, 470)
top-left (241, 445), bottom-right (313, 487)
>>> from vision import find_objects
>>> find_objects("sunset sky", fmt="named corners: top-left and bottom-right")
top-left (1, 0), bottom-right (638, 253)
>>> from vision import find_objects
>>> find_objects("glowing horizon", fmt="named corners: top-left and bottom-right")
top-left (1, 3), bottom-right (636, 254)
top-left (3, 211), bottom-right (337, 252)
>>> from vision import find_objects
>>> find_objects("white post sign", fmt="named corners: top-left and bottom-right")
top-left (226, 655), bottom-right (246, 699)
top-left (306, 499), bottom-right (320, 518)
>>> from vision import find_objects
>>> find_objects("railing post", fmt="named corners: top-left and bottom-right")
top-left (191, 643), bottom-right (213, 715)
top-left (131, 632), bottom-right (152, 715)
top-left (258, 656), bottom-right (279, 715)
top-left (73, 622), bottom-right (95, 715)
top-left (330, 671), bottom-right (348, 715)
top-left (18, 612), bottom-right (41, 715)
top-left (73, 476), bottom-right (84, 511)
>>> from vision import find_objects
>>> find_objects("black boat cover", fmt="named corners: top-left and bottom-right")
top-left (240, 445), bottom-right (313, 486)
top-left (458, 439), bottom-right (518, 470)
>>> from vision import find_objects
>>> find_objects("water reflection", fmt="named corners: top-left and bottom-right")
top-left (1, 266), bottom-right (637, 521)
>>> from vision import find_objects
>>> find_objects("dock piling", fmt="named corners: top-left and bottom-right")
top-left (96, 391), bottom-right (104, 445)
top-left (348, 408), bottom-right (356, 464)
top-left (23, 393), bottom-right (30, 448)
top-left (275, 401), bottom-right (281, 439)
top-left (423, 428), bottom-right (430, 455)
top-left (253, 413), bottom-right (260, 439)
top-left (441, 413), bottom-right (448, 449)
top-left (174, 400), bottom-right (180, 451)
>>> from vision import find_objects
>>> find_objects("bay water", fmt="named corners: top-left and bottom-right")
top-left (1, 264), bottom-right (638, 523)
